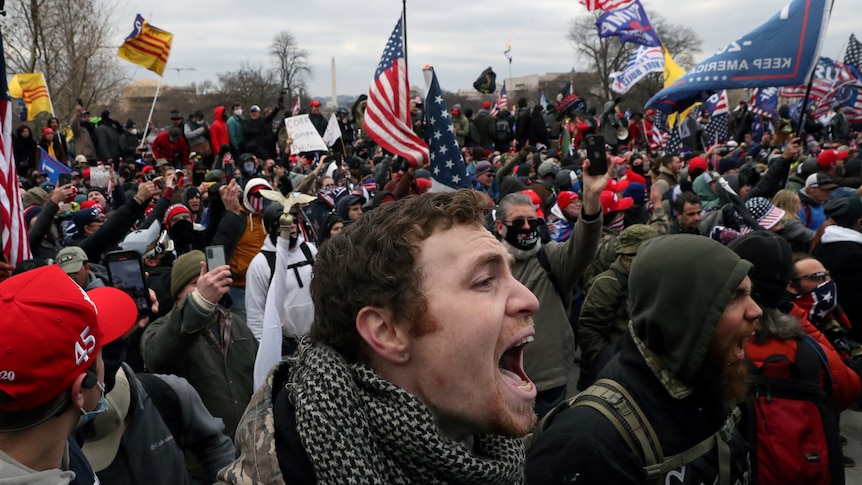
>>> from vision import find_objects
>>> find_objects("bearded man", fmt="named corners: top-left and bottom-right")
top-left (527, 235), bottom-right (761, 484)
top-left (218, 190), bottom-right (540, 484)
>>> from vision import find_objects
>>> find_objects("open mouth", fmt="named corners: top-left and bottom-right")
top-left (499, 334), bottom-right (536, 396)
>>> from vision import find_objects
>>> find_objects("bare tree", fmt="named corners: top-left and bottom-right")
top-left (568, 11), bottom-right (702, 107)
top-left (269, 30), bottom-right (311, 97)
top-left (3, 0), bottom-right (126, 123)
top-left (216, 62), bottom-right (281, 109)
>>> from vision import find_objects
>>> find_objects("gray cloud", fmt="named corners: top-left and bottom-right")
top-left (119, 0), bottom-right (853, 98)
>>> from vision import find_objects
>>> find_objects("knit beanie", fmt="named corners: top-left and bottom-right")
top-left (163, 204), bottom-right (192, 229)
top-left (727, 231), bottom-right (792, 309)
top-left (171, 250), bottom-right (204, 300)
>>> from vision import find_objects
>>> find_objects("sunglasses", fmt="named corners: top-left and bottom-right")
top-left (508, 217), bottom-right (543, 229)
top-left (793, 271), bottom-right (830, 283)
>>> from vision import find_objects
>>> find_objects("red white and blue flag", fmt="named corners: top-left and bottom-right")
top-left (362, 16), bottom-right (429, 166)
top-left (423, 66), bottom-right (470, 192)
top-left (578, 0), bottom-right (633, 11)
top-left (0, 31), bottom-right (33, 266)
top-left (490, 83), bottom-right (508, 117)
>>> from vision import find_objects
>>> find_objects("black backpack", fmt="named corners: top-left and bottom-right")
top-left (742, 335), bottom-right (843, 485)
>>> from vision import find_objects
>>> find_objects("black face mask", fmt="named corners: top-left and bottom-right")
top-left (504, 224), bottom-right (539, 250)
top-left (168, 219), bottom-right (195, 251)
top-left (632, 162), bottom-right (645, 176)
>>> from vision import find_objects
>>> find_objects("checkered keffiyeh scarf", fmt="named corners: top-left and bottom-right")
top-left (288, 342), bottom-right (526, 484)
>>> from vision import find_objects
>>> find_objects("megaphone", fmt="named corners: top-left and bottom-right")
top-left (616, 126), bottom-right (629, 141)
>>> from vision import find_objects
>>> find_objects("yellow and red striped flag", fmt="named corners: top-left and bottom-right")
top-left (8, 73), bottom-right (52, 121)
top-left (117, 14), bottom-right (172, 76)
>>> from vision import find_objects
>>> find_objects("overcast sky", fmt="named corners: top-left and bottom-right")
top-left (116, 0), bottom-right (855, 99)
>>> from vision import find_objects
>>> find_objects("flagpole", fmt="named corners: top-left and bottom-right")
top-left (41, 73), bottom-right (55, 116)
top-left (402, 0), bottom-right (408, 69)
top-left (138, 78), bottom-right (162, 150)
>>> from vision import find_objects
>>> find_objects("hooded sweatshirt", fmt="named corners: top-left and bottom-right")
top-left (210, 106), bottom-right (229, 155)
top-left (0, 449), bottom-right (75, 485)
top-left (230, 179), bottom-right (270, 288)
top-left (526, 235), bottom-right (753, 484)
top-left (630, 234), bottom-right (752, 387)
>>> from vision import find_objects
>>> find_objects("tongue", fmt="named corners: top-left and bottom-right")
top-left (500, 367), bottom-right (526, 386)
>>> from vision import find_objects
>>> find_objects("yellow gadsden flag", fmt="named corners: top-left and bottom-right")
top-left (663, 46), bottom-right (699, 127)
top-left (117, 14), bottom-right (172, 76)
top-left (8, 73), bottom-right (52, 121)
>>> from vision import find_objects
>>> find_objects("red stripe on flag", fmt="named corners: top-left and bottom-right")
top-left (126, 38), bottom-right (170, 63)
top-left (0, 95), bottom-right (32, 266)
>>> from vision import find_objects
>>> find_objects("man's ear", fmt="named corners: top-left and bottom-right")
top-left (356, 306), bottom-right (409, 364)
top-left (495, 219), bottom-right (505, 238)
top-left (70, 373), bottom-right (88, 410)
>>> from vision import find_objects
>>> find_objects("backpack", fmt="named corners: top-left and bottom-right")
top-left (530, 378), bottom-right (739, 485)
top-left (495, 119), bottom-right (510, 142)
top-left (742, 335), bottom-right (843, 485)
top-left (262, 241), bottom-right (315, 286)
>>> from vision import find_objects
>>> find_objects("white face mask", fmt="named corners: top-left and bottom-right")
top-left (129, 128), bottom-right (138, 135)
top-left (234, 109), bottom-right (243, 117)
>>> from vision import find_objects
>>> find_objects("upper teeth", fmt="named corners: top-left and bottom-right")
top-left (518, 336), bottom-right (535, 346)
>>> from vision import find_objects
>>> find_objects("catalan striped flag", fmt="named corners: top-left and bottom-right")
top-left (0, 32), bottom-right (33, 266)
top-left (117, 14), bottom-right (173, 76)
top-left (8, 73), bottom-right (52, 121)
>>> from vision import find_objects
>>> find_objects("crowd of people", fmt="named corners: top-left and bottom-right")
top-left (1, 91), bottom-right (861, 484)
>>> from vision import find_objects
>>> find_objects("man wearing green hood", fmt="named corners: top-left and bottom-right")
top-left (527, 235), bottom-right (761, 484)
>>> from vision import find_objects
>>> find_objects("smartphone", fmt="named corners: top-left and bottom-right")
top-left (58, 173), bottom-right (72, 186)
top-left (586, 134), bottom-right (608, 176)
top-left (104, 250), bottom-right (150, 317)
top-left (205, 245), bottom-right (226, 270)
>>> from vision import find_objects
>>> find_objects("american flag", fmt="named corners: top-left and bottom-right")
top-left (665, 123), bottom-right (682, 156)
top-left (703, 90), bottom-right (729, 147)
top-left (578, 0), bottom-right (633, 11)
top-left (0, 31), bottom-right (32, 266)
top-left (423, 66), bottom-right (470, 192)
top-left (846, 33), bottom-right (862, 70)
top-left (362, 16), bottom-right (429, 167)
top-left (490, 83), bottom-right (508, 117)
top-left (781, 58), bottom-right (862, 122)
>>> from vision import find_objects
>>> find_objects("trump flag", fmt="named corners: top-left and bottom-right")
top-left (646, 0), bottom-right (831, 114)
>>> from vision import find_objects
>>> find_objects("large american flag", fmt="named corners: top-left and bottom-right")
top-left (578, 0), bottom-right (633, 11)
top-left (703, 90), bottom-right (729, 148)
top-left (846, 33), bottom-right (862, 71)
top-left (490, 83), bottom-right (508, 117)
top-left (362, 16), bottom-right (429, 166)
top-left (0, 31), bottom-right (32, 266)
top-left (423, 66), bottom-right (470, 192)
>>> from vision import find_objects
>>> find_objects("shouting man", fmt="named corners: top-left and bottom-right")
top-left (219, 190), bottom-right (540, 483)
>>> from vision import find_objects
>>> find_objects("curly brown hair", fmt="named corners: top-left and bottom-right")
top-left (309, 189), bottom-right (490, 363)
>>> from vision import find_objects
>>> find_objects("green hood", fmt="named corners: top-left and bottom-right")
top-left (691, 173), bottom-right (720, 210)
top-left (629, 235), bottom-right (751, 387)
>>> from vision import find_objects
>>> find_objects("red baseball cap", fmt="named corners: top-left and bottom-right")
top-left (557, 191), bottom-right (580, 210)
top-left (606, 178), bottom-right (629, 193)
top-left (688, 156), bottom-right (708, 173)
top-left (817, 149), bottom-right (850, 168)
top-left (0, 266), bottom-right (137, 412)
top-left (482, 101), bottom-right (491, 109)
top-left (600, 190), bottom-right (634, 215)
top-left (310, 100), bottom-right (321, 107)
top-left (520, 190), bottom-right (546, 219)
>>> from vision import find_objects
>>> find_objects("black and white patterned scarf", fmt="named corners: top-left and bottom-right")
top-left (287, 342), bottom-right (526, 484)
